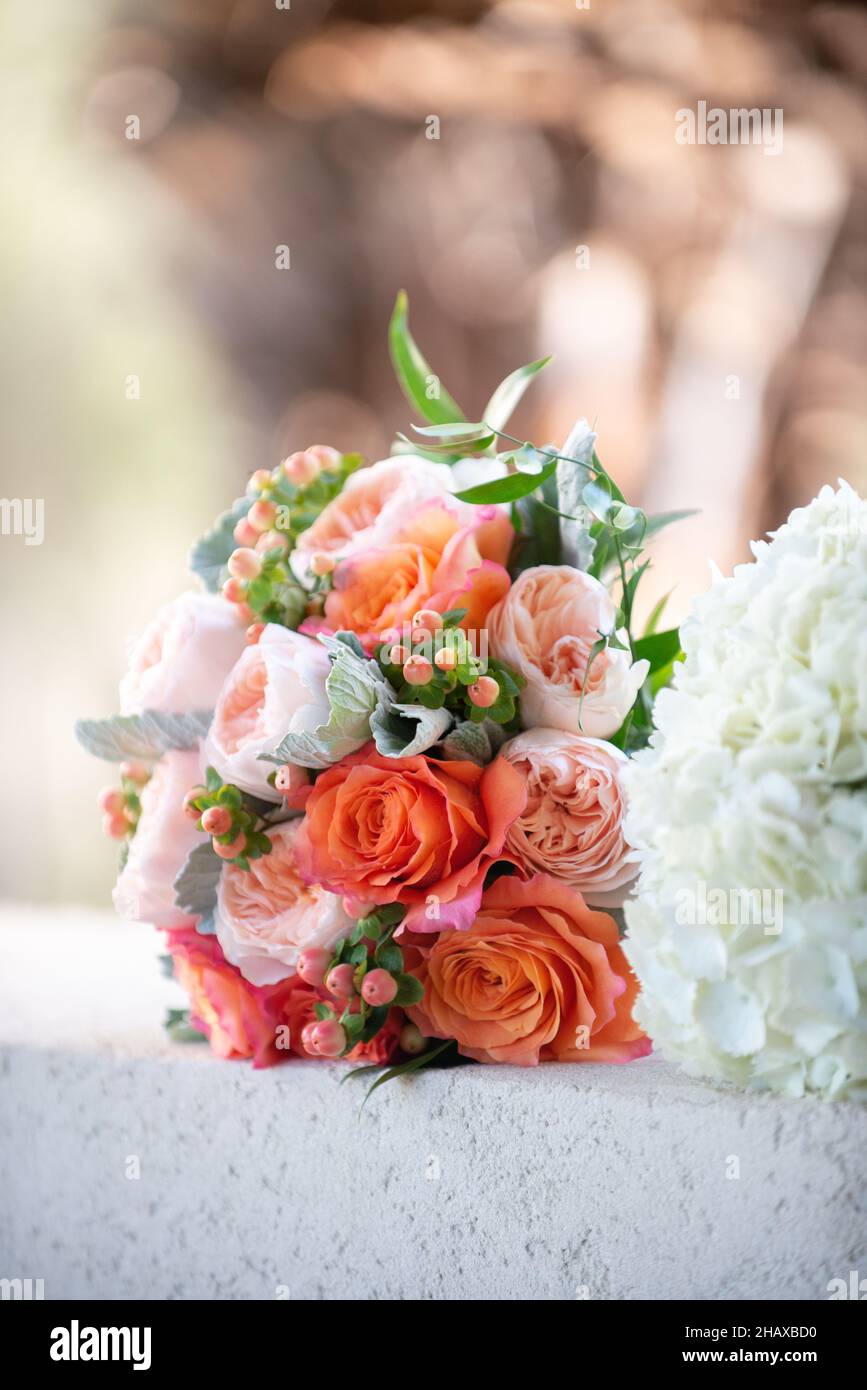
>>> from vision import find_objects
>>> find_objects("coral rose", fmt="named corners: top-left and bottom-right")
top-left (120, 591), bottom-right (245, 715)
top-left (215, 821), bottom-right (349, 986)
top-left (406, 873), bottom-right (651, 1065)
top-left (113, 748), bottom-right (203, 929)
top-left (488, 565), bottom-right (649, 739)
top-left (204, 623), bottom-right (330, 800)
top-left (320, 496), bottom-right (513, 649)
top-left (293, 746), bottom-right (527, 932)
top-left (166, 927), bottom-right (280, 1066)
top-left (501, 729), bottom-right (638, 908)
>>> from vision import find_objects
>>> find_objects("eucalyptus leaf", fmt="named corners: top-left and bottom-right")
top-left (261, 635), bottom-right (395, 769)
top-left (75, 709), bottom-right (213, 762)
top-left (482, 356), bottom-right (551, 434)
top-left (189, 496), bottom-right (250, 591)
top-left (440, 718), bottom-right (507, 765)
top-left (371, 702), bottom-right (452, 758)
top-left (173, 841), bottom-right (222, 934)
top-left (389, 291), bottom-right (465, 426)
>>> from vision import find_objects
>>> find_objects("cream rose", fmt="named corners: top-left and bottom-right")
top-left (488, 565), bottom-right (648, 739)
top-left (214, 821), bottom-right (349, 985)
top-left (119, 591), bottom-right (245, 715)
top-left (500, 729), bottom-right (638, 907)
top-left (113, 748), bottom-right (203, 929)
top-left (204, 624), bottom-right (331, 801)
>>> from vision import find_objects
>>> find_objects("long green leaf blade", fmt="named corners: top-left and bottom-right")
top-left (388, 291), bottom-right (465, 426)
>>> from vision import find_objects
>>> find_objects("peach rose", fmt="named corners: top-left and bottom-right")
top-left (488, 565), bottom-right (649, 739)
top-left (113, 748), bottom-right (203, 929)
top-left (293, 745), bottom-right (527, 932)
top-left (293, 456), bottom-right (456, 570)
top-left (215, 821), bottom-right (349, 986)
top-left (320, 497), bottom-right (513, 649)
top-left (120, 591), bottom-right (245, 715)
top-left (204, 624), bottom-right (331, 800)
top-left (500, 729), bottom-right (638, 908)
top-left (406, 873), bottom-right (651, 1066)
top-left (166, 927), bottom-right (279, 1066)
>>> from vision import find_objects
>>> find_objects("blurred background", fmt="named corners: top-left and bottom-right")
top-left (1, 0), bottom-right (865, 905)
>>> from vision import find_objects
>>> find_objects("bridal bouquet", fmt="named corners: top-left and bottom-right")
top-left (77, 294), bottom-right (694, 1083)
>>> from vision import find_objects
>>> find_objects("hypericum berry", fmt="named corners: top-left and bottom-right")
top-left (388, 644), bottom-right (410, 666)
top-left (98, 787), bottom-right (124, 815)
top-left (403, 654), bottom-right (433, 686)
top-left (307, 445), bottom-right (341, 471)
top-left (245, 622), bottom-right (266, 644)
top-left (468, 676), bottom-right (500, 708)
top-left (325, 964), bottom-right (356, 999)
top-left (182, 790), bottom-right (203, 820)
top-left (248, 468), bottom-right (273, 494)
top-left (300, 1021), bottom-right (321, 1054)
top-left (309, 551), bottom-right (335, 577)
top-left (248, 499), bottom-right (278, 533)
top-left (412, 608), bottom-right (443, 632)
top-left (399, 1022), bottom-right (426, 1055)
top-left (282, 450), bottom-right (320, 486)
top-left (256, 529), bottom-right (289, 555)
top-left (120, 760), bottom-right (150, 784)
top-left (434, 646), bottom-right (459, 671)
top-left (411, 626), bottom-right (434, 645)
top-left (233, 517), bottom-right (259, 548)
top-left (274, 764), bottom-right (306, 795)
top-left (235, 603), bottom-right (255, 625)
top-left (342, 898), bottom-right (376, 919)
top-left (297, 948), bottom-right (330, 987)
top-left (102, 811), bottom-right (128, 839)
top-left (310, 1018), bottom-right (346, 1057)
top-left (228, 547), bottom-right (262, 581)
top-left (221, 577), bottom-right (245, 605)
top-left (361, 968), bottom-right (398, 1006)
top-left (213, 830), bottom-right (247, 860)
top-left (202, 805), bottom-right (232, 836)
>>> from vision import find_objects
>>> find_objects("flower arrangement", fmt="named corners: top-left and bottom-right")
top-left (76, 293), bottom-right (696, 1086)
top-left (623, 482), bottom-right (867, 1102)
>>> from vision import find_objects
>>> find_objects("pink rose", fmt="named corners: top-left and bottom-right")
top-left (204, 624), bottom-right (331, 800)
top-left (120, 591), bottom-right (245, 715)
top-left (166, 927), bottom-right (280, 1066)
top-left (113, 748), bottom-right (203, 928)
top-left (488, 565), bottom-right (649, 738)
top-left (215, 821), bottom-right (349, 986)
top-left (500, 729), bottom-right (638, 907)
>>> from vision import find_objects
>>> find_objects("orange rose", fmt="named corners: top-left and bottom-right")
top-left (293, 746), bottom-right (527, 932)
top-left (405, 873), bottom-right (651, 1065)
top-left (321, 497), bottom-right (512, 648)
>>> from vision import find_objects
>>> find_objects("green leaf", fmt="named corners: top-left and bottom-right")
top-left (370, 702), bottom-right (452, 758)
top-left (633, 627), bottom-right (682, 673)
top-left (412, 421), bottom-right (487, 442)
top-left (359, 1039), bottom-right (455, 1109)
top-left (453, 456), bottom-right (558, 505)
top-left (173, 841), bottom-right (222, 934)
top-left (75, 709), bottom-right (212, 762)
top-left (377, 904), bottom-right (406, 926)
top-left (261, 635), bottom-right (394, 769)
top-left (189, 497), bottom-right (250, 591)
top-left (582, 480), bottom-right (616, 523)
top-left (392, 973), bottom-right (425, 1007)
top-left (389, 290), bottom-right (465, 426)
top-left (375, 942), bottom-right (403, 974)
top-left (164, 1008), bottom-right (207, 1044)
top-left (439, 607), bottom-right (468, 627)
top-left (643, 591), bottom-right (671, 636)
top-left (482, 356), bottom-right (551, 434)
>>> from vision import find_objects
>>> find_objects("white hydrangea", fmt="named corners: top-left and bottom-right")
top-left (623, 481), bottom-right (867, 1101)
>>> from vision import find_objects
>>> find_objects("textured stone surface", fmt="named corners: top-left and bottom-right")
top-left (1, 906), bottom-right (865, 1300)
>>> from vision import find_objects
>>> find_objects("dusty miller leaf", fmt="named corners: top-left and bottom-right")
top-left (75, 709), bottom-right (212, 761)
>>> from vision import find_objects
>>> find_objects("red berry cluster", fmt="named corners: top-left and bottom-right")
top-left (98, 760), bottom-right (150, 840)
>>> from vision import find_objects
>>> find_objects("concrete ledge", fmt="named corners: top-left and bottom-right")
top-left (1, 907), bottom-right (865, 1301)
